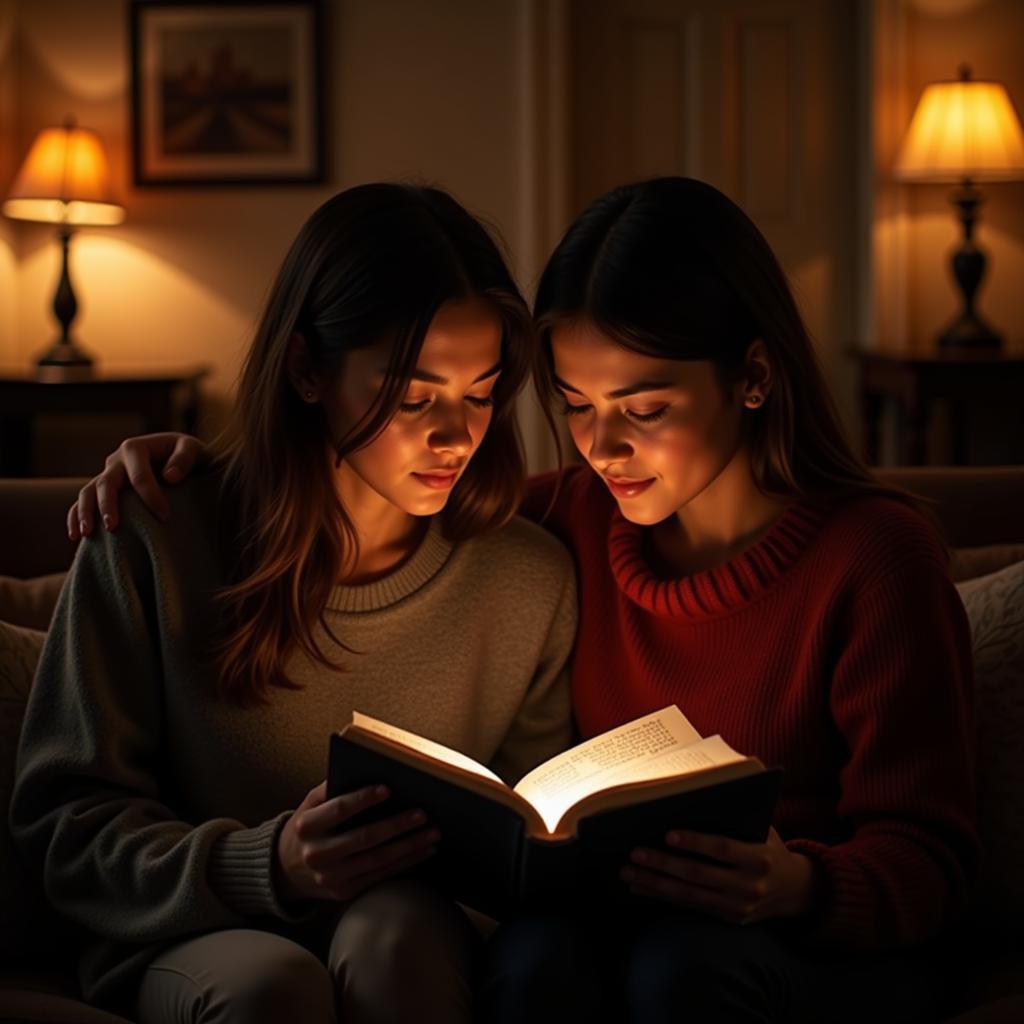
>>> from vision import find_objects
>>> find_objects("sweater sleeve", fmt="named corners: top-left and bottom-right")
top-left (8, 513), bottom-right (310, 948)
top-left (785, 556), bottom-right (980, 950)
top-left (489, 546), bottom-right (578, 786)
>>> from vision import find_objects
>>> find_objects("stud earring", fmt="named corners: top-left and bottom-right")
top-left (747, 394), bottom-right (763, 408)
top-left (304, 391), bottom-right (315, 401)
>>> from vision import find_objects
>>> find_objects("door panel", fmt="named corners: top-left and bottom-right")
top-left (570, 0), bottom-right (858, 426)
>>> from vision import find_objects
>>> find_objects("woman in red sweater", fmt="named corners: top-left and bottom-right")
top-left (68, 177), bottom-right (976, 1022)
top-left (479, 177), bottom-right (978, 1023)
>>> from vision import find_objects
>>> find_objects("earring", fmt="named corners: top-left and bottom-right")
top-left (304, 391), bottom-right (315, 401)
top-left (746, 394), bottom-right (763, 408)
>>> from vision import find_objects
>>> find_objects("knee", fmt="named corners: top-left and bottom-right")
top-left (331, 879), bottom-right (473, 979)
top-left (210, 939), bottom-right (334, 1024)
top-left (479, 914), bottom-right (598, 1019)
top-left (485, 914), bottom-right (587, 988)
top-left (624, 919), bottom-right (783, 1019)
top-left (145, 930), bottom-right (335, 1024)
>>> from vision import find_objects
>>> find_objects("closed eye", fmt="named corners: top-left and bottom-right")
top-left (561, 401), bottom-right (592, 417)
top-left (399, 398), bottom-right (431, 414)
top-left (626, 406), bottom-right (668, 424)
top-left (399, 394), bottom-right (495, 415)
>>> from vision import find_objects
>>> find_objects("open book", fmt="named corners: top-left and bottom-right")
top-left (328, 706), bottom-right (781, 917)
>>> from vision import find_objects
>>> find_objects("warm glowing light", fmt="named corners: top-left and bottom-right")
top-left (3, 121), bottom-right (125, 226)
top-left (895, 72), bottom-right (1024, 182)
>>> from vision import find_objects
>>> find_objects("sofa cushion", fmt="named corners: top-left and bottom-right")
top-left (0, 619), bottom-right (78, 967)
top-left (955, 560), bottom-right (1024, 937)
top-left (0, 574), bottom-right (66, 631)
top-left (0, 984), bottom-right (135, 1023)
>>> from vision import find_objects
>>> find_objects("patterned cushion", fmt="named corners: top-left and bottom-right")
top-left (0, 619), bottom-right (77, 965)
top-left (956, 560), bottom-right (1024, 935)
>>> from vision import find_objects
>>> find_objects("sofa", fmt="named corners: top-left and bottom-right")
top-left (2, 469), bottom-right (1023, 1023)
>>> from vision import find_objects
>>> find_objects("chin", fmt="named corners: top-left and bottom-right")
top-left (613, 499), bottom-right (676, 526)
top-left (404, 492), bottom-right (451, 515)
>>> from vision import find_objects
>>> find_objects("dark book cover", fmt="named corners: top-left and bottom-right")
top-left (328, 734), bottom-right (783, 919)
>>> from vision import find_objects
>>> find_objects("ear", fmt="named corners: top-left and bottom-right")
top-left (738, 339), bottom-right (772, 409)
top-left (285, 332), bottom-right (321, 403)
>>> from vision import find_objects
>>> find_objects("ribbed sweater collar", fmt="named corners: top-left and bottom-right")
top-left (607, 500), bottom-right (827, 620)
top-left (326, 518), bottom-right (453, 613)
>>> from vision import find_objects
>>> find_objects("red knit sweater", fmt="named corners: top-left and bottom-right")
top-left (522, 465), bottom-right (979, 951)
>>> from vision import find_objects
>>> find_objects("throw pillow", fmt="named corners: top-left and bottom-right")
top-left (956, 559), bottom-right (1024, 936)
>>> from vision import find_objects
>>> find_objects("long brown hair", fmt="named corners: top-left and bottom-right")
top-left (211, 184), bottom-right (534, 704)
top-left (533, 177), bottom-right (908, 505)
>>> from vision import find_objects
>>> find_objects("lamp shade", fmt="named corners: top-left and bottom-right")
top-left (894, 69), bottom-right (1024, 183)
top-left (2, 120), bottom-right (125, 226)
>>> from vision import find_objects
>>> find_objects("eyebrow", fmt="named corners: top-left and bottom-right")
top-left (553, 374), bottom-right (675, 400)
top-left (382, 362), bottom-right (502, 386)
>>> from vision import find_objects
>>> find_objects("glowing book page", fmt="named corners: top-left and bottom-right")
top-left (351, 711), bottom-right (505, 786)
top-left (514, 706), bottom-right (739, 833)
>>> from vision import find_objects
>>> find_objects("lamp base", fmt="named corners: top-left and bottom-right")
top-left (35, 340), bottom-right (95, 382)
top-left (937, 312), bottom-right (1003, 350)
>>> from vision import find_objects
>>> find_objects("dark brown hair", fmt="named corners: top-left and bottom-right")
top-left (212, 183), bottom-right (534, 704)
top-left (533, 177), bottom-right (908, 505)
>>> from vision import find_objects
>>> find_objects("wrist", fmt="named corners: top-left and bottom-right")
top-left (272, 827), bottom-right (303, 908)
top-left (785, 852), bottom-right (822, 918)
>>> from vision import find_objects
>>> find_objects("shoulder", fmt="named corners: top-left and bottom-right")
top-left (815, 494), bottom-right (950, 589)
top-left (106, 470), bottom-right (226, 569)
top-left (451, 515), bottom-right (577, 624)
top-left (469, 514), bottom-right (574, 581)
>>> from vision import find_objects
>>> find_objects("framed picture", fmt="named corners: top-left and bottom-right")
top-left (130, 0), bottom-right (325, 186)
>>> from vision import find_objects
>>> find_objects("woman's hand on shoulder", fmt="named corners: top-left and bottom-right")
top-left (68, 432), bottom-right (205, 540)
top-left (274, 781), bottom-right (440, 907)
top-left (621, 827), bottom-right (820, 925)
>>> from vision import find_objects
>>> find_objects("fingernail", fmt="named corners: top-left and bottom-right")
top-left (374, 785), bottom-right (389, 798)
top-left (79, 520), bottom-right (88, 536)
top-left (410, 810), bottom-right (426, 825)
top-left (164, 466), bottom-right (181, 481)
top-left (102, 514), bottom-right (114, 530)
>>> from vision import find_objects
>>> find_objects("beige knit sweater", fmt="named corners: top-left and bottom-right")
top-left (9, 473), bottom-right (577, 1006)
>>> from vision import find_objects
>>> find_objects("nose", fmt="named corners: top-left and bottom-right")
top-left (588, 411), bottom-right (633, 468)
top-left (427, 400), bottom-right (473, 456)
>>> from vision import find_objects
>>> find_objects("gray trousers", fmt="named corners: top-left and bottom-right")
top-left (134, 880), bottom-right (482, 1024)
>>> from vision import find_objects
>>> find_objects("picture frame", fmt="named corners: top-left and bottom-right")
top-left (130, 0), bottom-right (325, 186)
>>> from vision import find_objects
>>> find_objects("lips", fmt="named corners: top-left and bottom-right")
top-left (411, 468), bottom-right (462, 490)
top-left (604, 475), bottom-right (655, 499)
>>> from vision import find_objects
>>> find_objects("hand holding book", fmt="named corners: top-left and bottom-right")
top-left (622, 825), bottom-right (821, 924)
top-left (328, 706), bottom-right (783, 918)
top-left (273, 779), bottom-right (439, 907)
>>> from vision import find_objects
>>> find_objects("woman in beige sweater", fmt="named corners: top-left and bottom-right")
top-left (10, 184), bottom-right (577, 1024)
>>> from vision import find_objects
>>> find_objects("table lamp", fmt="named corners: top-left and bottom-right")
top-left (2, 117), bottom-right (125, 380)
top-left (894, 66), bottom-right (1024, 349)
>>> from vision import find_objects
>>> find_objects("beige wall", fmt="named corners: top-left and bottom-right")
top-left (0, 0), bottom-right (16, 355)
top-left (4, 0), bottom-right (562, 462)
top-left (870, 0), bottom-right (1024, 350)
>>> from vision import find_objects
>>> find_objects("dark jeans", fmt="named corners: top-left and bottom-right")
top-left (478, 905), bottom-right (945, 1024)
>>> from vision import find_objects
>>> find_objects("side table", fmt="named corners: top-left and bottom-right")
top-left (849, 347), bottom-right (1024, 465)
top-left (0, 365), bottom-right (209, 476)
